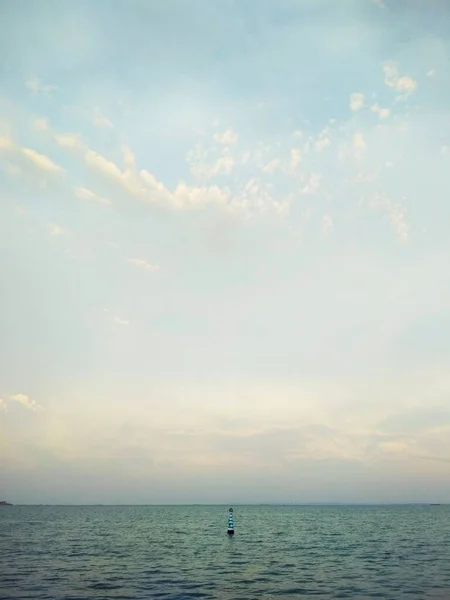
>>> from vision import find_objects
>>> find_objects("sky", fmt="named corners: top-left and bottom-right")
top-left (1, 0), bottom-right (450, 505)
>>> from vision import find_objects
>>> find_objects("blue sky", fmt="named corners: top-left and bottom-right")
top-left (1, 0), bottom-right (450, 504)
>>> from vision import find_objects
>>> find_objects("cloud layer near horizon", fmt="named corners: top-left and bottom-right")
top-left (1, 0), bottom-right (450, 504)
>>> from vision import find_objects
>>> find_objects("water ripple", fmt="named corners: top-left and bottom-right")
top-left (1, 505), bottom-right (450, 599)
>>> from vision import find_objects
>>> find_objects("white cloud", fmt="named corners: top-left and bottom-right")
top-left (350, 93), bottom-right (365, 111)
top-left (383, 62), bottom-right (417, 96)
top-left (290, 148), bottom-right (302, 169)
top-left (54, 133), bottom-right (141, 194)
top-left (371, 104), bottom-right (390, 119)
top-left (245, 142), bottom-right (272, 168)
top-left (322, 214), bottom-right (333, 236)
top-left (105, 308), bottom-right (131, 327)
top-left (26, 77), bottom-right (56, 96)
top-left (92, 109), bottom-right (113, 128)
top-left (54, 133), bottom-right (84, 149)
top-left (127, 258), bottom-right (160, 272)
top-left (85, 150), bottom-right (125, 183)
top-left (214, 155), bottom-right (234, 176)
top-left (33, 118), bottom-right (49, 132)
top-left (315, 136), bottom-right (331, 151)
top-left (262, 158), bottom-right (282, 174)
top-left (226, 178), bottom-right (289, 217)
top-left (187, 144), bottom-right (234, 181)
top-left (0, 398), bottom-right (7, 412)
top-left (139, 169), bottom-right (173, 204)
top-left (186, 144), bottom-right (206, 179)
top-left (74, 187), bottom-right (111, 205)
top-left (368, 193), bottom-right (409, 243)
top-left (48, 222), bottom-right (69, 237)
top-left (213, 129), bottom-right (238, 145)
top-left (123, 145), bottom-right (136, 171)
top-left (39, 102), bottom-right (417, 228)
top-left (49, 129), bottom-right (241, 213)
top-left (353, 132), bottom-right (367, 149)
top-left (301, 173), bottom-right (321, 194)
top-left (22, 148), bottom-right (64, 173)
top-left (379, 441), bottom-right (409, 455)
top-left (114, 316), bottom-right (130, 326)
top-left (10, 394), bottom-right (42, 411)
top-left (172, 182), bottom-right (230, 211)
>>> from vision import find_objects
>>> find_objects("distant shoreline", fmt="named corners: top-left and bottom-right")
top-left (4, 502), bottom-right (448, 507)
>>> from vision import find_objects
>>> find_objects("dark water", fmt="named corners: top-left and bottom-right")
top-left (1, 505), bottom-right (450, 599)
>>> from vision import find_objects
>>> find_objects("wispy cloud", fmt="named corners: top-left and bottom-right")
top-left (25, 77), bottom-right (56, 96)
top-left (213, 129), bottom-right (238, 145)
top-left (85, 149), bottom-right (125, 183)
top-left (127, 258), bottom-right (160, 272)
top-left (315, 135), bottom-right (331, 152)
top-left (261, 158), bottom-right (282, 174)
top-left (415, 455), bottom-right (450, 465)
top-left (186, 143), bottom-right (235, 181)
top-left (371, 104), bottom-right (390, 119)
top-left (33, 118), bottom-right (50, 132)
top-left (92, 108), bottom-right (113, 128)
top-left (0, 131), bottom-right (64, 175)
top-left (25, 73), bottom-right (426, 229)
top-left (74, 186), bottom-right (111, 205)
top-left (350, 93), bottom-right (365, 111)
top-left (353, 132), bottom-right (367, 150)
top-left (368, 193), bottom-right (409, 243)
top-left (383, 61), bottom-right (417, 96)
top-left (114, 316), bottom-right (130, 326)
top-left (104, 308), bottom-right (130, 327)
top-left (49, 123), bottom-right (287, 215)
top-left (54, 132), bottom-right (84, 149)
top-left (301, 173), bottom-right (321, 195)
top-left (290, 148), bottom-right (302, 169)
top-left (47, 222), bottom-right (69, 237)
top-left (322, 214), bottom-right (333, 237)
top-left (22, 148), bottom-right (64, 173)
top-left (10, 394), bottom-right (42, 411)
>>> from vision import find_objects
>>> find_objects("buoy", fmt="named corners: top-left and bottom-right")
top-left (227, 507), bottom-right (235, 535)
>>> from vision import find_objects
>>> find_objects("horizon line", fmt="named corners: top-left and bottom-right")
top-left (3, 502), bottom-right (447, 507)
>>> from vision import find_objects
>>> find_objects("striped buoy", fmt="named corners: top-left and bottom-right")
top-left (227, 507), bottom-right (235, 535)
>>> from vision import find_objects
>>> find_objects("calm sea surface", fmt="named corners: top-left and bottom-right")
top-left (1, 505), bottom-right (450, 599)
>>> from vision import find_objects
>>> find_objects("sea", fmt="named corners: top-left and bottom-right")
top-left (1, 504), bottom-right (449, 599)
